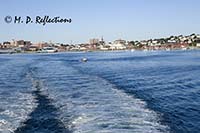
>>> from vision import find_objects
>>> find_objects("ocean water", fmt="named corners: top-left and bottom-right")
top-left (0, 50), bottom-right (200, 133)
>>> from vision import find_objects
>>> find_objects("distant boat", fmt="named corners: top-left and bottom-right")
top-left (143, 49), bottom-right (148, 52)
top-left (0, 49), bottom-right (14, 54)
top-left (131, 49), bottom-right (135, 52)
top-left (41, 47), bottom-right (57, 53)
top-left (81, 58), bottom-right (88, 62)
top-left (181, 47), bottom-right (188, 50)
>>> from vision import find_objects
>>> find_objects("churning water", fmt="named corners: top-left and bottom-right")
top-left (0, 50), bottom-right (200, 133)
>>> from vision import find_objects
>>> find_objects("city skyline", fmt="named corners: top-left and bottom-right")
top-left (1, 0), bottom-right (200, 44)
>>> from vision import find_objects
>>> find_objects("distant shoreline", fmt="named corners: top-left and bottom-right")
top-left (0, 48), bottom-right (199, 55)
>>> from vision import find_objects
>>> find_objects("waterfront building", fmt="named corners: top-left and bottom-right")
top-left (113, 39), bottom-right (126, 45)
top-left (99, 37), bottom-right (105, 45)
top-left (195, 40), bottom-right (200, 47)
top-left (11, 40), bottom-right (32, 49)
top-left (110, 39), bottom-right (126, 50)
top-left (28, 46), bottom-right (39, 51)
top-left (0, 41), bottom-right (11, 49)
top-left (89, 38), bottom-right (99, 44)
top-left (33, 43), bottom-right (49, 50)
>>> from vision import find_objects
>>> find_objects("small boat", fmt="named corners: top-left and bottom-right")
top-left (41, 47), bottom-right (57, 53)
top-left (0, 49), bottom-right (14, 54)
top-left (131, 49), bottom-right (135, 52)
top-left (81, 58), bottom-right (88, 62)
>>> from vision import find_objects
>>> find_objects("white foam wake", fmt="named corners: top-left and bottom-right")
top-left (33, 61), bottom-right (170, 133)
top-left (0, 58), bottom-right (37, 133)
top-left (67, 76), bottom-right (169, 133)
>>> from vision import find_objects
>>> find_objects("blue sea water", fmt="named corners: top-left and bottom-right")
top-left (0, 50), bottom-right (200, 133)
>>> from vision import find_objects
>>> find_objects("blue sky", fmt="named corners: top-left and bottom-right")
top-left (0, 0), bottom-right (200, 44)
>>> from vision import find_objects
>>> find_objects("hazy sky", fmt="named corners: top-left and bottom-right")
top-left (0, 0), bottom-right (200, 44)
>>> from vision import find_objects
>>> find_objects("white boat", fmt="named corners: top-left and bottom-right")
top-left (41, 47), bottom-right (57, 53)
top-left (181, 47), bottom-right (187, 50)
top-left (131, 49), bottom-right (135, 52)
top-left (81, 58), bottom-right (88, 62)
top-left (143, 49), bottom-right (148, 52)
top-left (0, 49), bottom-right (15, 54)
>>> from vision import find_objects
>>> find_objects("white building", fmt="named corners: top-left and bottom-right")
top-left (109, 39), bottom-right (126, 50)
top-left (110, 43), bottom-right (126, 50)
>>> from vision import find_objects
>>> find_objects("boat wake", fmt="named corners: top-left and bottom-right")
top-left (30, 60), bottom-right (170, 133)
top-left (0, 55), bottom-right (170, 133)
top-left (14, 69), bottom-right (71, 133)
